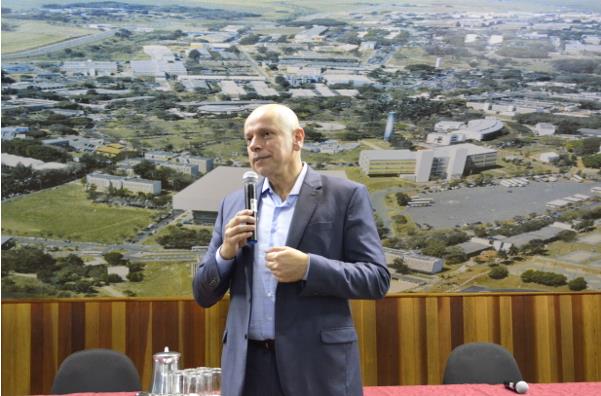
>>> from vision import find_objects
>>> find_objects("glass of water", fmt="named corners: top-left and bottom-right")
top-left (168, 369), bottom-right (184, 394)
top-left (208, 368), bottom-right (221, 395)
top-left (180, 366), bottom-right (221, 395)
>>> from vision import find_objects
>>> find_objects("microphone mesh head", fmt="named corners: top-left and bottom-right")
top-left (243, 171), bottom-right (258, 183)
top-left (516, 381), bottom-right (529, 394)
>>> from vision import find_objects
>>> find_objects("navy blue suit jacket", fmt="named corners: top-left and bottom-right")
top-left (193, 167), bottom-right (390, 396)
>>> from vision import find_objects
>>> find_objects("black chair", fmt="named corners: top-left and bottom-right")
top-left (51, 349), bottom-right (141, 394)
top-left (442, 342), bottom-right (523, 384)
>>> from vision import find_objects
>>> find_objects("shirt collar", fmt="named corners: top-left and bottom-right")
top-left (261, 162), bottom-right (308, 197)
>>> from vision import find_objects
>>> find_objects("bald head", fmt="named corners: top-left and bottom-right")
top-left (245, 104), bottom-right (300, 137)
top-left (243, 103), bottom-right (305, 191)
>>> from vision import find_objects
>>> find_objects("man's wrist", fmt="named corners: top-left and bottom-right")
top-left (219, 245), bottom-right (235, 260)
top-left (302, 253), bottom-right (311, 281)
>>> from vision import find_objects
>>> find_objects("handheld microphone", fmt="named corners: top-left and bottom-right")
top-left (504, 380), bottom-right (529, 394)
top-left (242, 171), bottom-right (258, 244)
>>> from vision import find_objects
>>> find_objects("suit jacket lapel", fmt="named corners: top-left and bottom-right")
top-left (286, 167), bottom-right (322, 249)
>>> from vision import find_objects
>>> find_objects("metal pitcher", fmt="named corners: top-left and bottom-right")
top-left (150, 347), bottom-right (181, 394)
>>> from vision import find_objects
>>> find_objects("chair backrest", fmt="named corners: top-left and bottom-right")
top-left (51, 348), bottom-right (141, 394)
top-left (442, 342), bottom-right (523, 384)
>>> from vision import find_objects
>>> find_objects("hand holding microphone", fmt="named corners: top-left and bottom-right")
top-left (218, 171), bottom-right (259, 260)
top-left (504, 380), bottom-right (529, 394)
top-left (220, 209), bottom-right (256, 259)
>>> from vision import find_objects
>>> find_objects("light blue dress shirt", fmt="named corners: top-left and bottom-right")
top-left (216, 163), bottom-right (309, 340)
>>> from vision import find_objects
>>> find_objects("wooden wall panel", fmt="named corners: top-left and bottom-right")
top-left (2, 303), bottom-right (31, 396)
top-left (397, 297), bottom-right (427, 385)
top-left (375, 297), bottom-right (399, 386)
top-left (350, 300), bottom-right (378, 385)
top-left (204, 299), bottom-right (228, 368)
top-left (179, 300), bottom-right (205, 369)
top-left (533, 295), bottom-right (558, 382)
top-left (424, 296), bottom-right (452, 384)
top-left (557, 295), bottom-right (574, 381)
top-left (582, 293), bottom-right (601, 380)
top-left (2, 292), bottom-right (601, 396)
top-left (111, 301), bottom-right (127, 353)
top-left (449, 296), bottom-right (464, 349)
top-left (498, 296), bottom-right (514, 351)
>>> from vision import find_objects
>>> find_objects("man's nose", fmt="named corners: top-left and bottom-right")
top-left (248, 137), bottom-right (261, 151)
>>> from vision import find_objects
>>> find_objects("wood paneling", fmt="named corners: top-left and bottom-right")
top-left (2, 292), bottom-right (601, 396)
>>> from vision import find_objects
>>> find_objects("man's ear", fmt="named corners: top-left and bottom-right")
top-left (293, 127), bottom-right (305, 150)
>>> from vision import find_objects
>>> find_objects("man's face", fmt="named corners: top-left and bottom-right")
top-left (244, 112), bottom-right (298, 179)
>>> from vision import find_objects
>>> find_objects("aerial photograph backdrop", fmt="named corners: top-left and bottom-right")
top-left (2, 0), bottom-right (601, 297)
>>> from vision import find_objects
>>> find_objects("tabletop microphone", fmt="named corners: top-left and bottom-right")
top-left (242, 171), bottom-right (258, 244)
top-left (504, 380), bottom-right (529, 394)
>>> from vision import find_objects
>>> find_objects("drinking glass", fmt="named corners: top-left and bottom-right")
top-left (168, 369), bottom-right (184, 394)
top-left (183, 368), bottom-right (201, 395)
top-left (207, 368), bottom-right (221, 395)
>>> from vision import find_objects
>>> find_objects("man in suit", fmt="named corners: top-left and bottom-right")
top-left (193, 104), bottom-right (390, 396)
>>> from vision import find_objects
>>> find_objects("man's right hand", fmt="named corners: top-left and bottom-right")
top-left (219, 209), bottom-right (256, 260)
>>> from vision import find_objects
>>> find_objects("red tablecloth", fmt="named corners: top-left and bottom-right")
top-left (38, 394), bottom-right (137, 396)
top-left (37, 382), bottom-right (601, 396)
top-left (364, 382), bottom-right (601, 396)
top-left (39, 394), bottom-right (137, 396)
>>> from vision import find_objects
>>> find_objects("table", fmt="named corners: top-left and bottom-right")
top-left (364, 382), bottom-right (601, 396)
top-left (37, 382), bottom-right (601, 396)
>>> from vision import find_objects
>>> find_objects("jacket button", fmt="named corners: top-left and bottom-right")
top-left (209, 279), bottom-right (217, 287)
top-left (244, 334), bottom-right (248, 339)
